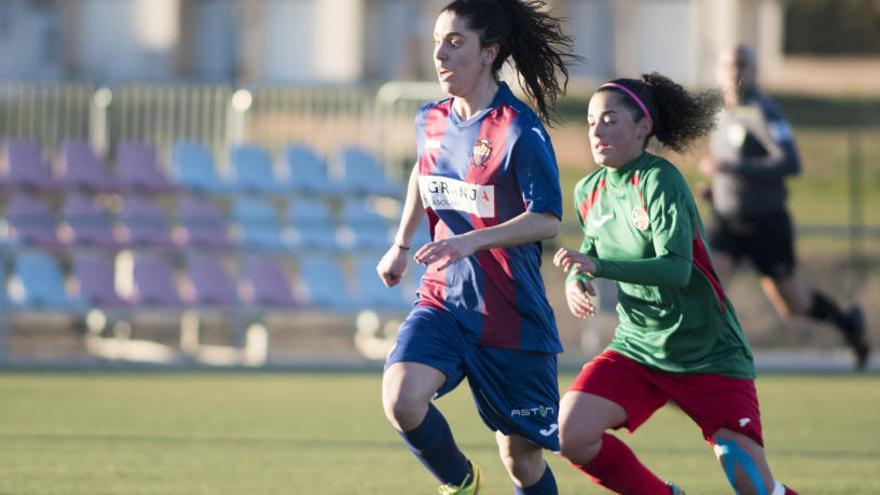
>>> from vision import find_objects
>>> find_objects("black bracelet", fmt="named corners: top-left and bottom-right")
top-left (395, 243), bottom-right (411, 250)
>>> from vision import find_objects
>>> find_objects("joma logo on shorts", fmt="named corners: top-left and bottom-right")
top-left (510, 406), bottom-right (555, 418)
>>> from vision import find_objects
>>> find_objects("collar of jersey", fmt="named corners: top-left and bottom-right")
top-left (449, 82), bottom-right (512, 128)
top-left (604, 151), bottom-right (649, 188)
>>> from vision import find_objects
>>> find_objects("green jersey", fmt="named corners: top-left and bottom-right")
top-left (570, 152), bottom-right (755, 379)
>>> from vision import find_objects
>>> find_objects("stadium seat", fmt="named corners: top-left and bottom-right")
top-left (173, 195), bottom-right (230, 249)
top-left (59, 194), bottom-right (118, 248)
top-left (231, 197), bottom-right (286, 251)
top-left (282, 145), bottom-right (341, 196)
top-left (129, 252), bottom-right (182, 306)
top-left (230, 145), bottom-right (286, 195)
top-left (118, 196), bottom-right (174, 247)
top-left (353, 254), bottom-right (410, 309)
top-left (285, 198), bottom-right (339, 251)
top-left (2, 195), bottom-right (60, 248)
top-left (333, 146), bottom-right (402, 197)
top-left (171, 141), bottom-right (230, 195)
top-left (116, 140), bottom-right (176, 193)
top-left (183, 253), bottom-right (237, 307)
top-left (10, 250), bottom-right (83, 309)
top-left (55, 139), bottom-right (117, 192)
top-left (339, 199), bottom-right (390, 250)
top-left (239, 256), bottom-right (297, 307)
top-left (296, 254), bottom-right (351, 309)
top-left (72, 252), bottom-right (127, 307)
top-left (0, 138), bottom-right (59, 191)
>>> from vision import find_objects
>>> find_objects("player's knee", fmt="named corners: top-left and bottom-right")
top-left (382, 392), bottom-right (427, 431)
top-left (558, 421), bottom-right (602, 464)
top-left (498, 442), bottom-right (544, 486)
top-left (714, 437), bottom-right (773, 495)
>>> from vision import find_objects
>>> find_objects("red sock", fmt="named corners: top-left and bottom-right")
top-left (785, 486), bottom-right (798, 495)
top-left (572, 433), bottom-right (669, 495)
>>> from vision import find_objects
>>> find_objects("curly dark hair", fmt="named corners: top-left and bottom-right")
top-left (598, 72), bottom-right (722, 153)
top-left (443, 0), bottom-right (581, 125)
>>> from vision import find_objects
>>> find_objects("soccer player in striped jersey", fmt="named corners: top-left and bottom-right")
top-left (376, 1), bottom-right (576, 494)
top-left (554, 74), bottom-right (798, 495)
top-left (699, 44), bottom-right (869, 370)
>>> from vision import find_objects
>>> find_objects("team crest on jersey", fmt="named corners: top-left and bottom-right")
top-left (631, 206), bottom-right (649, 230)
top-left (471, 138), bottom-right (492, 168)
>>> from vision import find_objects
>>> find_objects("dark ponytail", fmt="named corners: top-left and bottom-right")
top-left (598, 72), bottom-right (721, 153)
top-left (442, 0), bottom-right (580, 124)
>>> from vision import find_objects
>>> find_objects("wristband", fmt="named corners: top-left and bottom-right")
top-left (394, 243), bottom-right (411, 250)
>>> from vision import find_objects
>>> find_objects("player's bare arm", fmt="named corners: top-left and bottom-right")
top-left (377, 166), bottom-right (424, 287)
top-left (414, 211), bottom-right (559, 271)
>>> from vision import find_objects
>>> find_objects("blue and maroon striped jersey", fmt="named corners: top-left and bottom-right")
top-left (413, 83), bottom-right (563, 353)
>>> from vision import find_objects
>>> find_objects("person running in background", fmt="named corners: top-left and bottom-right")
top-left (554, 73), bottom-right (798, 495)
top-left (699, 44), bottom-right (869, 370)
top-left (376, 1), bottom-right (577, 493)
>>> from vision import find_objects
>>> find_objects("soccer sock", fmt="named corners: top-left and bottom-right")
top-left (514, 463), bottom-right (557, 495)
top-left (572, 433), bottom-right (669, 495)
top-left (397, 403), bottom-right (471, 486)
top-left (808, 291), bottom-right (852, 335)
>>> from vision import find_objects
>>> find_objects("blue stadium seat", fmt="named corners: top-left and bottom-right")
top-left (339, 199), bottom-right (390, 250)
top-left (333, 146), bottom-right (402, 197)
top-left (171, 141), bottom-right (230, 195)
top-left (10, 250), bottom-right (84, 310)
top-left (286, 198), bottom-right (340, 251)
top-left (297, 254), bottom-right (352, 309)
top-left (353, 254), bottom-right (411, 310)
top-left (231, 197), bottom-right (287, 251)
top-left (230, 145), bottom-right (287, 195)
top-left (282, 144), bottom-right (342, 196)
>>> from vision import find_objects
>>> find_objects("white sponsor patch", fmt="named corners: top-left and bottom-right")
top-left (418, 175), bottom-right (495, 218)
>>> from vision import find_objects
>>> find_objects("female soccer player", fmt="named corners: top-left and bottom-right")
top-left (553, 74), bottom-right (798, 495)
top-left (376, 1), bottom-right (575, 494)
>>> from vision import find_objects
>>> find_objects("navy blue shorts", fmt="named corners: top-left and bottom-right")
top-left (385, 306), bottom-right (560, 451)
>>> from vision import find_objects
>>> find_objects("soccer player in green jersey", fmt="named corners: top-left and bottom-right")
top-left (553, 74), bottom-right (798, 495)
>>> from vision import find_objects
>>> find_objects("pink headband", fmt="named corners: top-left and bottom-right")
top-left (600, 82), bottom-right (651, 120)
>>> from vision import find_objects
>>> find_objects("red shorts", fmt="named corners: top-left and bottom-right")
top-left (568, 349), bottom-right (764, 446)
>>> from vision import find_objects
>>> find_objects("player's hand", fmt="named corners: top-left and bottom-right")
top-left (414, 235), bottom-right (476, 271)
top-left (376, 244), bottom-right (409, 287)
top-left (565, 278), bottom-right (597, 318)
top-left (553, 248), bottom-right (595, 276)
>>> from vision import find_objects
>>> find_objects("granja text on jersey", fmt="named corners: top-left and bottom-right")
top-left (424, 178), bottom-right (487, 202)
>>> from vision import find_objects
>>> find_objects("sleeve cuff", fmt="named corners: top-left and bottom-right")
top-left (566, 270), bottom-right (593, 285)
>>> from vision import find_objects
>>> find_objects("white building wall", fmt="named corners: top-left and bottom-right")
top-left (260, 0), bottom-right (315, 82)
top-left (565, 0), bottom-right (615, 81)
top-left (0, 1), bottom-right (62, 79)
top-left (79, 0), bottom-right (175, 81)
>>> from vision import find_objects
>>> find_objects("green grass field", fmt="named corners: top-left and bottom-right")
top-left (1, 372), bottom-right (878, 494)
